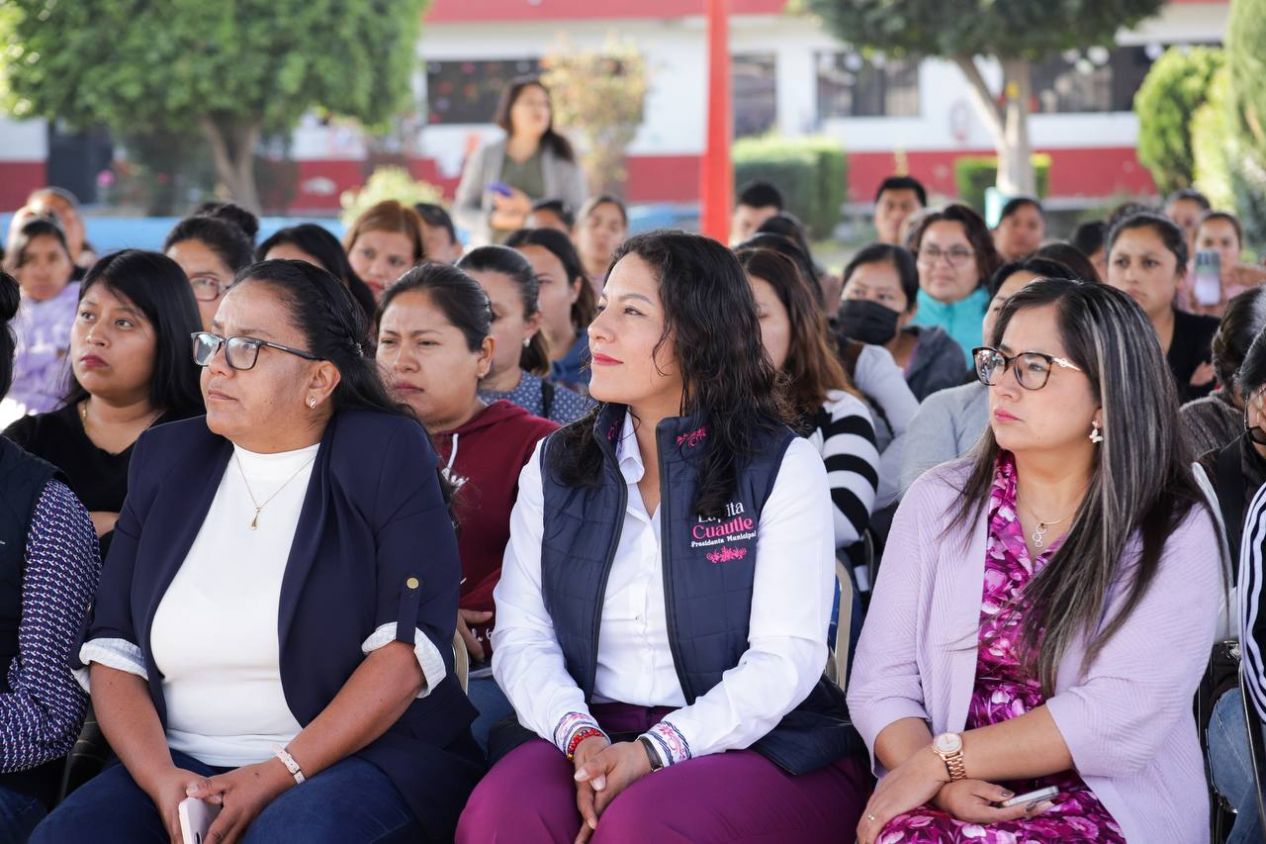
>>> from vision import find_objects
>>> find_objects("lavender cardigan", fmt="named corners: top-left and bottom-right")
top-left (848, 461), bottom-right (1220, 844)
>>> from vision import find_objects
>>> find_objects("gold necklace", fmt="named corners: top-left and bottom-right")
top-left (233, 452), bottom-right (317, 530)
top-left (80, 400), bottom-right (163, 436)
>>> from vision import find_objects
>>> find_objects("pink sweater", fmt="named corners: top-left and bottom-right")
top-left (848, 461), bottom-right (1220, 843)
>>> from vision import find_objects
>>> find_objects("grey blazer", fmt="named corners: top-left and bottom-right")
top-left (453, 136), bottom-right (588, 246)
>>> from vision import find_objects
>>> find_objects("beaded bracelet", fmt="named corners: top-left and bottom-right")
top-left (566, 726), bottom-right (607, 760)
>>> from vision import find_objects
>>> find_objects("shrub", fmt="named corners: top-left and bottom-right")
top-left (954, 154), bottom-right (1051, 213)
top-left (733, 135), bottom-right (848, 238)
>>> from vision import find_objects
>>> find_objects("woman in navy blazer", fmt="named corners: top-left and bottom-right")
top-left (34, 260), bottom-right (481, 844)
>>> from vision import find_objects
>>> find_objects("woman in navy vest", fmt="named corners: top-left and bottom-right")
top-left (33, 260), bottom-right (481, 843)
top-left (0, 269), bottom-right (100, 844)
top-left (457, 231), bottom-right (870, 843)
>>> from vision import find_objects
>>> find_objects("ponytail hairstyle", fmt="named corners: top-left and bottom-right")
top-left (457, 246), bottom-right (550, 375)
top-left (163, 205), bottom-right (256, 272)
top-left (504, 227), bottom-right (596, 333)
top-left (379, 263), bottom-right (492, 354)
top-left (256, 223), bottom-right (378, 328)
top-left (233, 259), bottom-right (405, 419)
top-left (0, 271), bottom-right (20, 399)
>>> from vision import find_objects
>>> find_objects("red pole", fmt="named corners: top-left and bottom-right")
top-left (700, 0), bottom-right (731, 243)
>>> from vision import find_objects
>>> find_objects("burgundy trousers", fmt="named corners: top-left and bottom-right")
top-left (457, 702), bottom-right (871, 843)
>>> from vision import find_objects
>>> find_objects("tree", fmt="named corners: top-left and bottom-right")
top-left (805, 0), bottom-right (1165, 196)
top-left (0, 0), bottom-right (428, 212)
top-left (1135, 47), bottom-right (1224, 196)
top-left (539, 38), bottom-right (648, 196)
top-left (1225, 0), bottom-right (1266, 246)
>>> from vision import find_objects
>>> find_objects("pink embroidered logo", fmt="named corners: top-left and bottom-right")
top-left (706, 546), bottom-right (748, 565)
top-left (676, 426), bottom-right (707, 447)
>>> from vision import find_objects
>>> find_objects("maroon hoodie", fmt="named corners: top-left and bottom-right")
top-left (433, 400), bottom-right (557, 652)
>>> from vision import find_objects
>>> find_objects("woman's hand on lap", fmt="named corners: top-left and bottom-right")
top-left (572, 740), bottom-right (653, 843)
top-left (143, 766), bottom-right (207, 844)
top-left (185, 758), bottom-right (295, 844)
top-left (932, 779), bottom-right (1051, 824)
top-left (856, 747), bottom-right (948, 844)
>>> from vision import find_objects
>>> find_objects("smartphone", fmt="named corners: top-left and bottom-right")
top-left (1194, 249), bottom-right (1222, 306)
top-left (178, 797), bottom-right (222, 844)
top-left (487, 181), bottom-right (514, 198)
top-left (997, 785), bottom-right (1059, 809)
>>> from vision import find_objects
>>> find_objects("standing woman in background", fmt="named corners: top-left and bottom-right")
top-left (454, 77), bottom-right (588, 248)
top-left (0, 269), bottom-right (100, 844)
top-left (574, 195), bottom-right (629, 293)
top-left (342, 200), bottom-right (427, 302)
top-left (458, 246), bottom-right (593, 425)
top-left (505, 227), bottom-right (597, 391)
top-left (164, 204), bottom-right (258, 332)
top-left (4, 251), bottom-right (204, 554)
top-left (3, 219), bottom-right (80, 420)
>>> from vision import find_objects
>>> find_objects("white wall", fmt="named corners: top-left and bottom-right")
top-left (0, 117), bottom-right (47, 161)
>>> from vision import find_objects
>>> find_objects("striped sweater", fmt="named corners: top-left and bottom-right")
top-left (802, 389), bottom-right (879, 548)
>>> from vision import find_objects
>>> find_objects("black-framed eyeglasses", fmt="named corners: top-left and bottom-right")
top-left (972, 346), bottom-right (1084, 391)
top-left (917, 246), bottom-right (975, 267)
top-left (189, 275), bottom-right (228, 302)
top-left (191, 331), bottom-right (322, 371)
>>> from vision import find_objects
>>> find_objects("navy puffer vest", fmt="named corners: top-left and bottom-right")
top-left (538, 404), bottom-right (863, 774)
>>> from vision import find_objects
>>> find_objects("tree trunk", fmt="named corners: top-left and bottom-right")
top-left (200, 115), bottom-right (262, 213)
top-left (998, 58), bottom-right (1035, 196)
top-left (951, 54), bottom-right (1036, 199)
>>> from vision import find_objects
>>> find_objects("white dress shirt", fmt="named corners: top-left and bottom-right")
top-left (492, 414), bottom-right (834, 761)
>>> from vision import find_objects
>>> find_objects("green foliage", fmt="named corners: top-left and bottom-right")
top-left (1134, 47), bottom-right (1224, 195)
top-left (540, 38), bottom-right (648, 195)
top-left (1192, 68), bottom-right (1235, 211)
top-left (0, 0), bottom-right (427, 132)
top-left (804, 0), bottom-right (1165, 60)
top-left (954, 155), bottom-right (1051, 212)
top-left (733, 135), bottom-right (848, 238)
top-left (1226, 0), bottom-right (1266, 247)
top-left (340, 167), bottom-right (442, 227)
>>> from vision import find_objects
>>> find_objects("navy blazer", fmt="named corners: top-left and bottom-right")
top-left (89, 409), bottom-right (480, 837)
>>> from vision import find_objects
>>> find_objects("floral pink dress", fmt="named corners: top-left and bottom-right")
top-left (878, 454), bottom-right (1125, 844)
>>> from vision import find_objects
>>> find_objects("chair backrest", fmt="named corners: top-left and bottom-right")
top-left (830, 557), bottom-right (855, 690)
top-left (1240, 665), bottom-right (1266, 831)
top-left (453, 632), bottom-right (470, 693)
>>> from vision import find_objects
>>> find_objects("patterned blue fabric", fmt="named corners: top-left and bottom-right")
top-left (479, 371), bottom-right (593, 426)
top-left (2, 481), bottom-right (99, 772)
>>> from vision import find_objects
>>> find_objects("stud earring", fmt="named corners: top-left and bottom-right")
top-left (1089, 420), bottom-right (1103, 444)
top-left (307, 396), bottom-right (317, 409)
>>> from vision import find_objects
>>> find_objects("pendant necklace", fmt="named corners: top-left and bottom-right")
top-left (1025, 506), bottom-right (1072, 550)
top-left (234, 452), bottom-right (317, 530)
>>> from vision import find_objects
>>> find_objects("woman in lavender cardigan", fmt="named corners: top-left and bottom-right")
top-left (849, 279), bottom-right (1221, 843)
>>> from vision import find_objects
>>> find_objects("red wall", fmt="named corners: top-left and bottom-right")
top-left (0, 162), bottom-right (46, 212)
top-left (426, 0), bottom-right (787, 23)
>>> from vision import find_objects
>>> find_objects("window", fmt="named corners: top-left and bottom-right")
top-left (425, 59), bottom-right (541, 125)
top-left (1030, 47), bottom-right (1153, 113)
top-left (732, 53), bottom-right (777, 137)
top-left (816, 50), bottom-right (920, 120)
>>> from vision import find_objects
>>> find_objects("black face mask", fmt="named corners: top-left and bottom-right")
top-left (837, 299), bottom-right (901, 346)
top-left (1246, 415), bottom-right (1266, 446)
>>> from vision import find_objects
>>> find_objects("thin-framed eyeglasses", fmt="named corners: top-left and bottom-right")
top-left (189, 275), bottom-right (228, 302)
top-left (972, 346), bottom-right (1083, 391)
top-left (191, 331), bottom-right (322, 372)
top-left (917, 246), bottom-right (975, 267)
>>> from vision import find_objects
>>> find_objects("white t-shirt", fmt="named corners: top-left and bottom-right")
top-left (149, 443), bottom-right (318, 767)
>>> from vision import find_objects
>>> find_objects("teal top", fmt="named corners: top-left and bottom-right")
top-left (911, 286), bottom-right (991, 368)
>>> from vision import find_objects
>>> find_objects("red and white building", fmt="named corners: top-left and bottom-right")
top-left (0, 0), bottom-right (1232, 212)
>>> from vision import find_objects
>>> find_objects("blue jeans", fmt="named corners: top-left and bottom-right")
top-left (468, 674), bottom-right (515, 754)
top-left (31, 749), bottom-right (421, 844)
top-left (1209, 689), bottom-right (1265, 844)
top-left (0, 785), bottom-right (45, 844)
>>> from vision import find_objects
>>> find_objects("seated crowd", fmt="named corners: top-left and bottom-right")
top-left (1, 83), bottom-right (1265, 843)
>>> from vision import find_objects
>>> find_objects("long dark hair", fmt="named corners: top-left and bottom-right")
top-left (256, 223), bottom-right (377, 327)
top-left (0, 271), bottom-right (20, 399)
top-left (909, 203), bottom-right (1003, 289)
top-left (379, 263), bottom-right (492, 354)
top-left (234, 260), bottom-right (407, 419)
top-left (843, 242), bottom-right (920, 312)
top-left (737, 247), bottom-right (856, 420)
top-left (66, 250), bottom-right (204, 415)
top-left (457, 246), bottom-right (550, 375)
top-left (504, 227), bottom-right (596, 332)
top-left (952, 279), bottom-right (1203, 693)
top-left (1213, 288), bottom-right (1266, 394)
top-left (495, 76), bottom-right (575, 162)
top-left (551, 231), bottom-right (789, 518)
